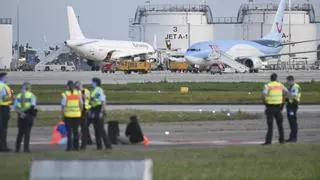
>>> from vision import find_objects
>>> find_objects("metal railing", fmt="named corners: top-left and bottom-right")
top-left (237, 3), bottom-right (318, 23)
top-left (212, 17), bottom-right (241, 24)
top-left (133, 4), bottom-right (213, 24)
top-left (0, 18), bottom-right (12, 24)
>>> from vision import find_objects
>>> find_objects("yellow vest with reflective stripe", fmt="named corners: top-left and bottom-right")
top-left (83, 88), bottom-right (91, 110)
top-left (288, 83), bottom-right (301, 103)
top-left (63, 90), bottom-right (82, 118)
top-left (16, 91), bottom-right (35, 111)
top-left (265, 81), bottom-right (284, 105)
top-left (90, 87), bottom-right (104, 108)
top-left (0, 83), bottom-right (13, 106)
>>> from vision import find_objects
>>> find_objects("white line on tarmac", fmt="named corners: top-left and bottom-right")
top-left (38, 105), bottom-right (320, 113)
top-left (27, 140), bottom-right (265, 146)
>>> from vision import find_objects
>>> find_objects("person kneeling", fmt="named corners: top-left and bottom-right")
top-left (117, 115), bottom-right (144, 145)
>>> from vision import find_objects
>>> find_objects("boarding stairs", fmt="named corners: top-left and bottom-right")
top-left (36, 45), bottom-right (70, 66)
top-left (218, 51), bottom-right (250, 73)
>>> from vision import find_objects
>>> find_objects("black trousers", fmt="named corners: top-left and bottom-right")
top-left (15, 114), bottom-right (34, 152)
top-left (265, 105), bottom-right (285, 144)
top-left (0, 106), bottom-right (10, 151)
top-left (64, 117), bottom-right (81, 151)
top-left (90, 107), bottom-right (112, 150)
top-left (80, 111), bottom-right (92, 149)
top-left (286, 103), bottom-right (299, 140)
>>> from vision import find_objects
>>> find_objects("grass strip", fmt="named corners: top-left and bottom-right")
top-left (0, 144), bottom-right (319, 179)
top-left (8, 82), bottom-right (320, 104)
top-left (10, 82), bottom-right (320, 92)
top-left (7, 91), bottom-right (320, 104)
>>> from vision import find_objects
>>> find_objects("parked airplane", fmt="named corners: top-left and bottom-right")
top-left (184, 0), bottom-right (319, 73)
top-left (65, 6), bottom-right (155, 61)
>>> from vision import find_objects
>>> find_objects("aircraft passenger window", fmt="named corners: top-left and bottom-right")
top-left (253, 40), bottom-right (279, 48)
top-left (187, 49), bottom-right (200, 52)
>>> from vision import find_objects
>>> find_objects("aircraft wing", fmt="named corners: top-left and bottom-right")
top-left (110, 50), bottom-right (154, 59)
top-left (259, 50), bottom-right (320, 59)
top-left (279, 39), bottom-right (320, 47)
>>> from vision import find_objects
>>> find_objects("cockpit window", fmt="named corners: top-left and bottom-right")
top-left (187, 48), bottom-right (201, 52)
top-left (252, 40), bottom-right (281, 48)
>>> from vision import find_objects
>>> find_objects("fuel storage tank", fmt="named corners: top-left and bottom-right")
top-left (0, 18), bottom-right (12, 70)
top-left (129, 4), bottom-right (215, 52)
top-left (234, 2), bottom-right (319, 65)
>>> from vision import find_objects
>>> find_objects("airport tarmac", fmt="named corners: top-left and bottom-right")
top-left (38, 104), bottom-right (320, 113)
top-left (6, 70), bottom-right (320, 84)
top-left (4, 112), bottom-right (320, 153)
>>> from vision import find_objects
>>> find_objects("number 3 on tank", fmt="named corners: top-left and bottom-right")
top-left (173, 27), bottom-right (177, 32)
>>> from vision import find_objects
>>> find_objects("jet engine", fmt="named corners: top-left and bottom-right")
top-left (237, 57), bottom-right (263, 73)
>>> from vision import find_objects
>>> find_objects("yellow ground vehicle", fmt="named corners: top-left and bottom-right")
top-left (168, 61), bottom-right (189, 72)
top-left (116, 61), bottom-right (152, 74)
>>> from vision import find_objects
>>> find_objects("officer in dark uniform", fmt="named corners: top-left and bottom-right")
top-left (0, 72), bottom-right (13, 152)
top-left (14, 82), bottom-right (37, 153)
top-left (61, 81), bottom-right (83, 151)
top-left (262, 73), bottom-right (289, 145)
top-left (285, 75), bottom-right (301, 143)
top-left (75, 81), bottom-right (92, 149)
top-left (90, 77), bottom-right (112, 150)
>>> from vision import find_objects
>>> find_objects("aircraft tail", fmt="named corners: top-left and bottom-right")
top-left (262, 0), bottom-right (286, 41)
top-left (67, 6), bottom-right (85, 40)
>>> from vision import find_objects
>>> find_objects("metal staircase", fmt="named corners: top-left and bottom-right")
top-left (218, 52), bottom-right (250, 73)
top-left (36, 45), bottom-right (70, 66)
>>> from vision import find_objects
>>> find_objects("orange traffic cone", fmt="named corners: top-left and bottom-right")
top-left (143, 136), bottom-right (149, 146)
top-left (50, 128), bottom-right (61, 145)
top-left (50, 121), bottom-right (64, 145)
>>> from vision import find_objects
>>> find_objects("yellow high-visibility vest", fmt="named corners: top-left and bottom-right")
top-left (90, 87), bottom-right (104, 108)
top-left (83, 88), bottom-right (91, 110)
top-left (16, 91), bottom-right (35, 111)
top-left (0, 83), bottom-right (13, 106)
top-left (63, 90), bottom-right (82, 118)
top-left (288, 83), bottom-right (301, 103)
top-left (265, 81), bottom-right (284, 105)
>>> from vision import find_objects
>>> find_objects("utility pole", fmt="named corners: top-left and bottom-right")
top-left (288, 0), bottom-right (292, 71)
top-left (186, 12), bottom-right (190, 48)
top-left (15, 0), bottom-right (20, 70)
top-left (17, 0), bottom-right (19, 48)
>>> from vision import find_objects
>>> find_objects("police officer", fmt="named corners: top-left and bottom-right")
top-left (262, 73), bottom-right (289, 145)
top-left (0, 72), bottom-right (13, 152)
top-left (61, 81), bottom-right (83, 151)
top-left (285, 75), bottom-right (301, 143)
top-left (90, 77), bottom-right (112, 150)
top-left (14, 82), bottom-right (37, 153)
top-left (75, 81), bottom-right (92, 149)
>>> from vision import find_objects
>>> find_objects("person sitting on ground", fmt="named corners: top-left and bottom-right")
top-left (117, 115), bottom-right (144, 145)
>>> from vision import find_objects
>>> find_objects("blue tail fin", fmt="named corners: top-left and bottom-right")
top-left (262, 0), bottom-right (286, 41)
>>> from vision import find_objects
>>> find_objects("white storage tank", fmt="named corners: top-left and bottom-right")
top-left (234, 2), bottom-right (318, 65)
top-left (129, 4), bottom-right (215, 52)
top-left (0, 18), bottom-right (12, 70)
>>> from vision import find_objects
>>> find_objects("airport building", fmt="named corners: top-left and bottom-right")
top-left (0, 18), bottom-right (12, 70)
top-left (230, 2), bottom-right (320, 68)
top-left (129, 4), bottom-right (215, 53)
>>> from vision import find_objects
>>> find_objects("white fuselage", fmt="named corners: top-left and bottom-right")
top-left (66, 38), bottom-right (155, 61)
top-left (185, 40), bottom-right (283, 68)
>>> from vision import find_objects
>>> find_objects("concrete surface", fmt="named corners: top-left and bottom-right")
top-left (6, 70), bottom-right (320, 84)
top-left (4, 112), bottom-right (320, 153)
top-left (38, 104), bottom-right (320, 113)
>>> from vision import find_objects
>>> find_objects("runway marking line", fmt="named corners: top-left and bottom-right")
top-left (27, 140), bottom-right (265, 145)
